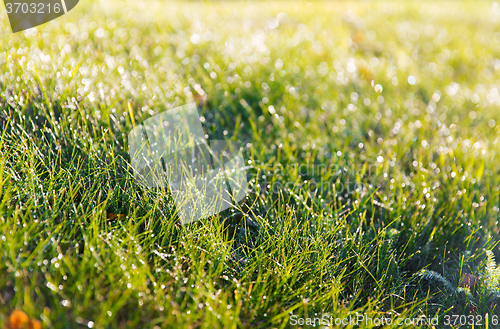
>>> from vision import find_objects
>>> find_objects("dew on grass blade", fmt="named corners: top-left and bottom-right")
top-left (267, 18), bottom-right (279, 29)
top-left (191, 34), bottom-right (201, 44)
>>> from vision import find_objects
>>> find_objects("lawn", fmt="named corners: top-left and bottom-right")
top-left (1, 0), bottom-right (500, 328)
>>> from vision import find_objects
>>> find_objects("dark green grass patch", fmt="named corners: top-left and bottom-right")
top-left (1, 1), bottom-right (500, 328)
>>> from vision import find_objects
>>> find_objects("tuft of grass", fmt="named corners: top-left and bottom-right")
top-left (0, 0), bottom-right (500, 328)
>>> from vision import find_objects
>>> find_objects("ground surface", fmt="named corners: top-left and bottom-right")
top-left (1, 0), bottom-right (500, 328)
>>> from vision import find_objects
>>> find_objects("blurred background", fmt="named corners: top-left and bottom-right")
top-left (1, 0), bottom-right (500, 327)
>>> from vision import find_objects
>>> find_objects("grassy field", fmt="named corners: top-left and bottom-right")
top-left (1, 0), bottom-right (500, 328)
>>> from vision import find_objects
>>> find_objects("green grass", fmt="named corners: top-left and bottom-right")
top-left (1, 0), bottom-right (500, 328)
